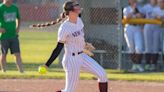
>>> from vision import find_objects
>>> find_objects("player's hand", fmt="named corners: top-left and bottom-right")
top-left (16, 29), bottom-right (19, 34)
top-left (83, 49), bottom-right (94, 56)
top-left (83, 42), bottom-right (95, 56)
top-left (16, 29), bottom-right (20, 38)
top-left (136, 13), bottom-right (142, 18)
top-left (156, 16), bottom-right (161, 20)
top-left (160, 21), bottom-right (164, 27)
top-left (155, 16), bottom-right (164, 20)
top-left (85, 42), bottom-right (95, 51)
top-left (0, 28), bottom-right (6, 33)
top-left (38, 65), bottom-right (48, 74)
top-left (126, 13), bottom-right (133, 19)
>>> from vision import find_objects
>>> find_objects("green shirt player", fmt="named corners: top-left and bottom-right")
top-left (0, 0), bottom-right (23, 73)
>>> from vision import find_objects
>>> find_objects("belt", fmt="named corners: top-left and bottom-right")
top-left (130, 24), bottom-right (142, 26)
top-left (130, 24), bottom-right (138, 26)
top-left (72, 51), bottom-right (83, 56)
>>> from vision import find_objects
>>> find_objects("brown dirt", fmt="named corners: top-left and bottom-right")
top-left (0, 79), bottom-right (163, 92)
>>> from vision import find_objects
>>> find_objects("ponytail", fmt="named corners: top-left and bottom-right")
top-left (30, 12), bottom-right (67, 28)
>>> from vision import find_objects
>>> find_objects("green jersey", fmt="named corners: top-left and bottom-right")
top-left (0, 3), bottom-right (20, 40)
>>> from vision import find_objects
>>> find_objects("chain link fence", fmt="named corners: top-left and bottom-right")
top-left (74, 0), bottom-right (122, 69)
top-left (7, 0), bottom-right (123, 69)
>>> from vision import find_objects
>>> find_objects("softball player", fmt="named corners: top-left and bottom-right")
top-left (153, 0), bottom-right (164, 62)
top-left (43, 1), bottom-right (108, 92)
top-left (142, 0), bottom-right (159, 71)
top-left (123, 0), bottom-right (144, 72)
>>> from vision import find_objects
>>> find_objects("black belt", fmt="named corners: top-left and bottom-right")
top-left (72, 51), bottom-right (83, 56)
top-left (130, 24), bottom-right (138, 26)
top-left (130, 24), bottom-right (141, 26)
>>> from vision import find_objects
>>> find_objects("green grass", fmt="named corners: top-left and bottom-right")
top-left (7, 30), bottom-right (59, 64)
top-left (1, 70), bottom-right (164, 82)
top-left (19, 31), bottom-right (58, 64)
top-left (1, 30), bottom-right (164, 82)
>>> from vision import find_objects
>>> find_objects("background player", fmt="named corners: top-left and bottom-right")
top-left (42, 1), bottom-right (108, 92)
top-left (123, 0), bottom-right (144, 72)
top-left (142, 0), bottom-right (159, 71)
top-left (153, 0), bottom-right (164, 63)
top-left (0, 0), bottom-right (24, 73)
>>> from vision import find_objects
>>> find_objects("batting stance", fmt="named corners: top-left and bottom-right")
top-left (142, 0), bottom-right (159, 71)
top-left (41, 1), bottom-right (108, 92)
top-left (123, 0), bottom-right (144, 72)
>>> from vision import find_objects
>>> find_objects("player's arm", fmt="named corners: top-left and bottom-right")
top-left (0, 28), bottom-right (5, 33)
top-left (155, 15), bottom-right (164, 21)
top-left (135, 13), bottom-right (143, 18)
top-left (16, 19), bottom-right (21, 34)
top-left (45, 25), bottom-right (67, 67)
top-left (123, 12), bottom-right (133, 19)
top-left (45, 42), bottom-right (64, 67)
top-left (123, 7), bottom-right (133, 19)
top-left (16, 6), bottom-right (21, 34)
top-left (135, 8), bottom-right (144, 18)
top-left (152, 10), bottom-right (164, 20)
top-left (0, 8), bottom-right (5, 33)
top-left (140, 5), bottom-right (147, 18)
top-left (134, 7), bottom-right (144, 18)
top-left (131, 4), bottom-right (143, 18)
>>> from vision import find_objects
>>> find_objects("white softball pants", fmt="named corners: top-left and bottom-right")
top-left (61, 53), bottom-right (108, 92)
top-left (162, 28), bottom-right (164, 53)
top-left (144, 24), bottom-right (161, 54)
top-left (124, 25), bottom-right (144, 54)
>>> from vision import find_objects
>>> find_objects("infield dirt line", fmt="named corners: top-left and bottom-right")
top-left (0, 79), bottom-right (164, 92)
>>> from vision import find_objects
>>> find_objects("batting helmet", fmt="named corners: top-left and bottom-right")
top-left (63, 1), bottom-right (80, 15)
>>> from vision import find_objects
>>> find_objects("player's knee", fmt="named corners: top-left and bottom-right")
top-left (14, 53), bottom-right (21, 57)
top-left (97, 71), bottom-right (108, 82)
top-left (1, 54), bottom-right (7, 58)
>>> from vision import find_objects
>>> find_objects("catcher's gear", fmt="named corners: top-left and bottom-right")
top-left (83, 42), bottom-right (95, 56)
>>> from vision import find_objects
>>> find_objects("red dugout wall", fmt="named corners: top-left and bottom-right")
top-left (19, 4), bottom-right (59, 21)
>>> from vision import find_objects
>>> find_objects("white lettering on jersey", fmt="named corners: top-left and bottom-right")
top-left (4, 12), bottom-right (16, 22)
top-left (58, 17), bottom-right (85, 53)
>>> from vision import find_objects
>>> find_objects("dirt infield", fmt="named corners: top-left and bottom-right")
top-left (0, 79), bottom-right (164, 92)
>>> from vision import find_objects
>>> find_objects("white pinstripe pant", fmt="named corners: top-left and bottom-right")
top-left (61, 53), bottom-right (108, 92)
